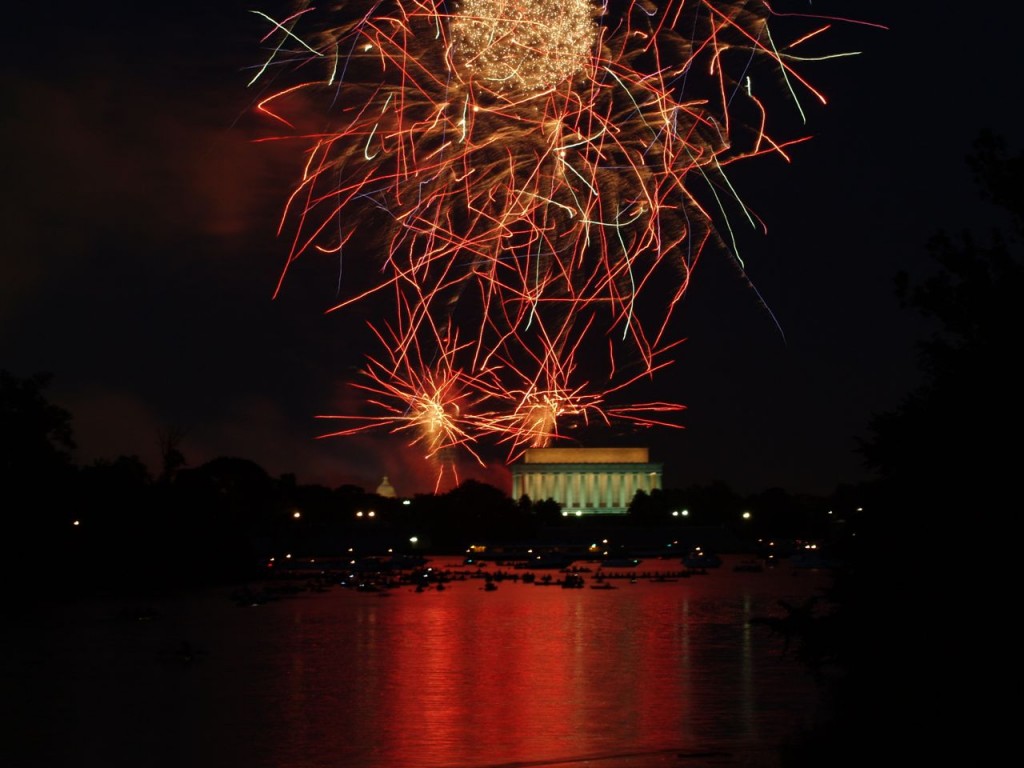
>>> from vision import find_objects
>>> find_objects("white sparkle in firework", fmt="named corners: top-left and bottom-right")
top-left (450, 0), bottom-right (600, 93)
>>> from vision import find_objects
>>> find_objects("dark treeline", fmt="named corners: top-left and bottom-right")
top-left (1, 364), bottom-right (856, 597)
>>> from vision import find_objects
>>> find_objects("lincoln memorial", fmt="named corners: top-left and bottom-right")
top-left (510, 446), bottom-right (662, 515)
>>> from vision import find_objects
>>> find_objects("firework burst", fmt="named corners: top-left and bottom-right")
top-left (249, 0), bottom-right (873, 477)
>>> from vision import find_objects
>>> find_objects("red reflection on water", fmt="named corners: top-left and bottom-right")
top-left (373, 587), bottom-right (594, 766)
top-left (87, 559), bottom-right (827, 768)
top-left (3, 559), bottom-right (831, 768)
top-left (334, 562), bottom-right (828, 767)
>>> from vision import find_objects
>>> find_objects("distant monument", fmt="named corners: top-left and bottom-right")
top-left (376, 475), bottom-right (396, 498)
top-left (510, 447), bottom-right (662, 515)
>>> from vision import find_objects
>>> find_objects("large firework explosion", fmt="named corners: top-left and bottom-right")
top-left (249, 0), bottom-right (869, 473)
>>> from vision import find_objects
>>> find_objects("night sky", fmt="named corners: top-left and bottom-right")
top-left (3, 2), bottom-right (1022, 498)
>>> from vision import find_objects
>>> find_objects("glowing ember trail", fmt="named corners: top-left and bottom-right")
top-left (249, 0), bottom-right (877, 477)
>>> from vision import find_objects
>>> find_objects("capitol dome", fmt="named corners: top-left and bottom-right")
top-left (376, 475), bottom-right (396, 498)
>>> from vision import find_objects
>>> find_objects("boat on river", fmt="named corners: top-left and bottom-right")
top-left (561, 573), bottom-right (585, 589)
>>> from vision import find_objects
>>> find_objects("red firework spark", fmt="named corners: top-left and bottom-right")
top-left (249, 0), bottom-right (879, 476)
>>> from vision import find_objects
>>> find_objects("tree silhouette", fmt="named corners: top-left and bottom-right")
top-left (0, 369), bottom-right (75, 484)
top-left (157, 424), bottom-right (187, 484)
top-left (781, 131), bottom-right (1023, 767)
top-left (1, 370), bottom-right (80, 595)
top-left (860, 130), bottom-right (1023, 519)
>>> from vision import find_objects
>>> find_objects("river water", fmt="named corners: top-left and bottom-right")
top-left (4, 556), bottom-right (833, 768)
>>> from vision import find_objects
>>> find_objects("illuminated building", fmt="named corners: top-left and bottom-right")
top-left (511, 447), bottom-right (662, 515)
top-left (376, 475), bottom-right (396, 498)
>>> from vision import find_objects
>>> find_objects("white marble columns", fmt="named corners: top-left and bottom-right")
top-left (511, 462), bottom-right (662, 514)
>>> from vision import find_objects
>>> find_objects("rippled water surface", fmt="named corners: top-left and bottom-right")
top-left (5, 557), bottom-right (833, 768)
